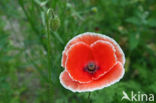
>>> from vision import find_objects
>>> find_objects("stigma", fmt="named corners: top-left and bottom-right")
top-left (84, 62), bottom-right (99, 73)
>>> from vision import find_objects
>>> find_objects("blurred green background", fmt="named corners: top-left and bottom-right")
top-left (0, 0), bottom-right (156, 103)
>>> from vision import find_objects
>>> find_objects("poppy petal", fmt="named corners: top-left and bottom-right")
top-left (61, 32), bottom-right (125, 67)
top-left (90, 40), bottom-right (117, 79)
top-left (65, 42), bottom-right (94, 83)
top-left (61, 51), bottom-right (67, 67)
top-left (60, 62), bottom-right (124, 92)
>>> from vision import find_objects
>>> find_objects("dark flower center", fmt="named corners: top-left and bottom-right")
top-left (84, 62), bottom-right (99, 73)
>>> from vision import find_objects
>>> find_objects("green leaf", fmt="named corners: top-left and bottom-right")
top-left (126, 17), bottom-right (141, 25)
top-left (129, 33), bottom-right (140, 51)
top-left (147, 18), bottom-right (156, 27)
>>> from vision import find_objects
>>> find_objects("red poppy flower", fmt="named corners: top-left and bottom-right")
top-left (60, 32), bottom-right (125, 92)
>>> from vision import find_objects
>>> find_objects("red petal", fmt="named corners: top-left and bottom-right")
top-left (90, 40), bottom-right (117, 79)
top-left (60, 62), bottom-right (124, 92)
top-left (61, 32), bottom-right (125, 67)
top-left (65, 42), bottom-right (94, 83)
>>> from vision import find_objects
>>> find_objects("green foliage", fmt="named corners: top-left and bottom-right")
top-left (0, 0), bottom-right (156, 103)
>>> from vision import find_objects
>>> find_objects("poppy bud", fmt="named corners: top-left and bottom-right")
top-left (47, 8), bottom-right (61, 31)
top-left (51, 16), bottom-right (61, 31)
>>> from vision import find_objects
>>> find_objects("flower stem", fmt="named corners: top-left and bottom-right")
top-left (46, 10), bottom-right (53, 102)
top-left (88, 92), bottom-right (92, 103)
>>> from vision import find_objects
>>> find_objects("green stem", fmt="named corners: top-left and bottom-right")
top-left (46, 11), bottom-right (53, 102)
top-left (88, 92), bottom-right (92, 103)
